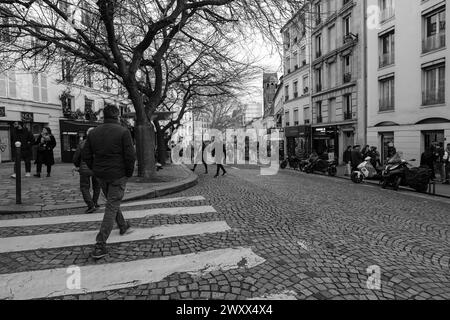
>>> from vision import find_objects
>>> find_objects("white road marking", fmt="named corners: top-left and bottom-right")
top-left (0, 221), bottom-right (231, 253)
top-left (248, 290), bottom-right (297, 300)
top-left (0, 247), bottom-right (266, 300)
top-left (231, 167), bottom-right (240, 170)
top-left (121, 196), bottom-right (205, 208)
top-left (0, 206), bottom-right (216, 228)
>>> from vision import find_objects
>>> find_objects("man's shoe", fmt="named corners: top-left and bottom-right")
top-left (94, 203), bottom-right (101, 209)
top-left (34, 174), bottom-right (41, 178)
top-left (222, 172), bottom-right (227, 176)
top-left (120, 224), bottom-right (133, 236)
top-left (10, 174), bottom-right (16, 179)
top-left (85, 207), bottom-right (96, 214)
top-left (91, 244), bottom-right (108, 259)
top-left (46, 174), bottom-right (51, 178)
top-left (214, 174), bottom-right (219, 178)
top-left (25, 173), bottom-right (31, 178)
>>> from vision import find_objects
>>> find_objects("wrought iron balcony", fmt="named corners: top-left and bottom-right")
top-left (343, 73), bottom-right (352, 83)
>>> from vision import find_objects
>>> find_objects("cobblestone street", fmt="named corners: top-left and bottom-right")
top-left (0, 164), bottom-right (449, 300)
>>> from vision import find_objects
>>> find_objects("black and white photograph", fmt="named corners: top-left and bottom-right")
top-left (0, 0), bottom-right (449, 309)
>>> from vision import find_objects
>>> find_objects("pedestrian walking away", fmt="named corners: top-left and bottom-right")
top-left (192, 141), bottom-right (208, 174)
top-left (82, 105), bottom-right (137, 259)
top-left (10, 121), bottom-right (34, 178)
top-left (212, 139), bottom-right (227, 178)
top-left (34, 127), bottom-right (56, 178)
top-left (73, 127), bottom-right (101, 214)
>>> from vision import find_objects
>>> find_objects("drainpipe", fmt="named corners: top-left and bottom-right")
top-left (362, 0), bottom-right (368, 146)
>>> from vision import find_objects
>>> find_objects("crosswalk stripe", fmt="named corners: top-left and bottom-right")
top-left (0, 206), bottom-right (216, 228)
top-left (121, 196), bottom-right (206, 208)
top-left (0, 247), bottom-right (266, 300)
top-left (0, 221), bottom-right (231, 253)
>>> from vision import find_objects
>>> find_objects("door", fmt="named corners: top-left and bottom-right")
top-left (423, 130), bottom-right (445, 151)
top-left (380, 132), bottom-right (394, 164)
top-left (342, 131), bottom-right (354, 164)
top-left (0, 128), bottom-right (11, 162)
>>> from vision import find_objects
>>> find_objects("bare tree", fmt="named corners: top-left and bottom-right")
top-left (0, 0), bottom-right (306, 177)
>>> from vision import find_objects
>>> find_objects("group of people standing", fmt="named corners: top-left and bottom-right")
top-left (421, 143), bottom-right (450, 184)
top-left (343, 144), bottom-right (382, 175)
top-left (9, 121), bottom-right (57, 179)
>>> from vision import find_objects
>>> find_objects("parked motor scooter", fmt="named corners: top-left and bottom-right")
top-left (381, 157), bottom-right (431, 192)
top-left (351, 157), bottom-right (382, 184)
top-left (304, 158), bottom-right (338, 176)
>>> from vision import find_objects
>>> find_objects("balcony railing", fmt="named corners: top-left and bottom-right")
top-left (343, 111), bottom-right (353, 120)
top-left (380, 7), bottom-right (395, 22)
top-left (316, 116), bottom-right (323, 123)
top-left (294, 92), bottom-right (298, 98)
top-left (285, 96), bottom-right (289, 102)
top-left (303, 87), bottom-right (309, 94)
top-left (423, 33), bottom-right (446, 53)
top-left (343, 73), bottom-right (352, 83)
top-left (379, 52), bottom-right (395, 68)
top-left (315, 18), bottom-right (321, 26)
top-left (379, 99), bottom-right (395, 111)
top-left (304, 119), bottom-right (310, 125)
top-left (422, 89), bottom-right (445, 106)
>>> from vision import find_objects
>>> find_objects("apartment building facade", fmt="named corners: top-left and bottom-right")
top-left (366, 0), bottom-right (449, 166)
top-left (310, 0), bottom-right (367, 163)
top-left (281, 3), bottom-right (313, 158)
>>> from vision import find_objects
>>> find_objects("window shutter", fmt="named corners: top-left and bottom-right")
top-left (41, 74), bottom-right (48, 102)
top-left (0, 73), bottom-right (6, 97)
top-left (32, 72), bottom-right (40, 101)
top-left (8, 71), bottom-right (16, 98)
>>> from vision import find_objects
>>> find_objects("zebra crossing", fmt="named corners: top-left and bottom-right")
top-left (0, 195), bottom-right (266, 300)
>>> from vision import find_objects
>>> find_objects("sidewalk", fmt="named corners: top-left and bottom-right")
top-left (335, 165), bottom-right (450, 198)
top-left (0, 162), bottom-right (197, 213)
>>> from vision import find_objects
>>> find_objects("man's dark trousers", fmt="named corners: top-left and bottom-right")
top-left (96, 177), bottom-right (128, 245)
top-left (80, 174), bottom-right (101, 208)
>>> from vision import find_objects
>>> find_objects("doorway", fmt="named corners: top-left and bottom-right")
top-left (423, 130), bottom-right (445, 151)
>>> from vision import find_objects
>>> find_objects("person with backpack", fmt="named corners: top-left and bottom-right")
top-left (73, 127), bottom-right (101, 214)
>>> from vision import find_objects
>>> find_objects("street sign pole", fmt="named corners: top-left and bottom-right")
top-left (15, 141), bottom-right (22, 205)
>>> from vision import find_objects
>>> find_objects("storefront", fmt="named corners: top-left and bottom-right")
top-left (285, 125), bottom-right (312, 158)
top-left (60, 120), bottom-right (100, 163)
top-left (312, 126), bottom-right (339, 160)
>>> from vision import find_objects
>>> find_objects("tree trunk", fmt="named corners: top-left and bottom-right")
top-left (135, 122), bottom-right (156, 178)
top-left (155, 122), bottom-right (167, 165)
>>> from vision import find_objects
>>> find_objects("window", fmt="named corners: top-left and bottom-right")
top-left (316, 101), bottom-right (323, 123)
top-left (315, 2), bottom-right (322, 26)
top-left (379, 76), bottom-right (395, 111)
top-left (343, 94), bottom-right (352, 120)
top-left (294, 109), bottom-right (299, 126)
top-left (303, 75), bottom-right (309, 93)
top-left (343, 15), bottom-right (351, 37)
top-left (327, 61), bottom-right (336, 88)
top-left (379, 30), bottom-right (395, 67)
top-left (41, 74), bottom-right (48, 102)
top-left (315, 67), bottom-right (322, 92)
top-left (285, 56), bottom-right (291, 74)
top-left (285, 85), bottom-right (289, 101)
top-left (32, 73), bottom-right (40, 101)
top-left (316, 35), bottom-right (322, 58)
top-left (62, 60), bottom-right (73, 82)
top-left (32, 73), bottom-right (48, 102)
top-left (81, 0), bottom-right (93, 26)
top-left (379, 0), bottom-right (395, 22)
top-left (0, 17), bottom-right (11, 43)
top-left (8, 71), bottom-right (16, 98)
top-left (328, 25), bottom-right (336, 52)
top-left (59, 0), bottom-right (70, 15)
top-left (293, 52), bottom-right (298, 69)
top-left (84, 70), bottom-right (93, 88)
top-left (328, 98), bottom-right (336, 123)
top-left (300, 47), bottom-right (307, 65)
top-left (293, 81), bottom-right (299, 98)
top-left (103, 79), bottom-right (112, 92)
top-left (343, 55), bottom-right (352, 82)
top-left (422, 63), bottom-right (445, 105)
top-left (423, 8), bottom-right (446, 53)
top-left (285, 111), bottom-right (290, 127)
top-left (303, 106), bottom-right (310, 124)
top-left (62, 95), bottom-right (75, 115)
top-left (0, 73), bottom-right (7, 97)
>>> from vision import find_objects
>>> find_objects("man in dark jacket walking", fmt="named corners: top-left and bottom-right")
top-left (73, 127), bottom-right (101, 214)
top-left (82, 105), bottom-right (136, 259)
top-left (10, 122), bottom-right (34, 178)
top-left (350, 145), bottom-right (363, 172)
top-left (192, 141), bottom-right (208, 174)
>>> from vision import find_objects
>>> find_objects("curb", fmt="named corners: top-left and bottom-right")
top-left (284, 167), bottom-right (450, 200)
top-left (0, 165), bottom-right (198, 214)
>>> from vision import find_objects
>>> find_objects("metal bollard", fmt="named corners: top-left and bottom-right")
top-left (15, 141), bottom-right (22, 205)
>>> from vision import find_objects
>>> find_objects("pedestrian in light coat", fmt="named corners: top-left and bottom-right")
top-left (82, 105), bottom-right (137, 259)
